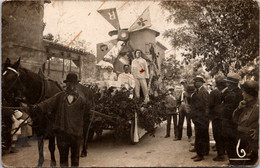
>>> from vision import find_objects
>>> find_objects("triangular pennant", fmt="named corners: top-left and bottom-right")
top-left (97, 8), bottom-right (120, 30)
top-left (129, 7), bottom-right (151, 32)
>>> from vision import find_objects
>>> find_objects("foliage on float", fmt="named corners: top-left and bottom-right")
top-left (88, 86), bottom-right (166, 138)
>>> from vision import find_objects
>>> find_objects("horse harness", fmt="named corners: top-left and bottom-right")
top-left (2, 68), bottom-right (53, 136)
top-left (3, 67), bottom-right (23, 92)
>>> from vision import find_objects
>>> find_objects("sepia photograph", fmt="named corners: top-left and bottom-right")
top-left (1, 0), bottom-right (259, 167)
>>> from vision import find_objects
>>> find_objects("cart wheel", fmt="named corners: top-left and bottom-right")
top-left (88, 129), bottom-right (95, 142)
top-left (130, 119), bottom-right (137, 145)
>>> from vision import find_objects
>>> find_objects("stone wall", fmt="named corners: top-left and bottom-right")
top-left (81, 54), bottom-right (96, 83)
top-left (2, 1), bottom-right (46, 73)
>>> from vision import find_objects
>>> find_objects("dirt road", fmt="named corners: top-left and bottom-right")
top-left (2, 121), bottom-right (229, 167)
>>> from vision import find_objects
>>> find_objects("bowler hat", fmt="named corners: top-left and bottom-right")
top-left (224, 73), bottom-right (240, 83)
top-left (63, 73), bottom-right (80, 83)
top-left (193, 75), bottom-right (205, 83)
top-left (240, 80), bottom-right (259, 97)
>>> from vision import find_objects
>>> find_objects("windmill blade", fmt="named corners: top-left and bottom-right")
top-left (97, 8), bottom-right (121, 30)
top-left (96, 39), bottom-right (118, 62)
top-left (128, 7), bottom-right (151, 32)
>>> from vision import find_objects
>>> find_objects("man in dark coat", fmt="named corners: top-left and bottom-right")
top-left (30, 73), bottom-right (89, 167)
top-left (190, 75), bottom-right (210, 161)
top-left (232, 80), bottom-right (259, 165)
top-left (209, 76), bottom-right (226, 161)
top-left (221, 73), bottom-right (243, 164)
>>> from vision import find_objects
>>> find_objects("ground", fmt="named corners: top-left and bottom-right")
top-left (2, 121), bottom-right (230, 167)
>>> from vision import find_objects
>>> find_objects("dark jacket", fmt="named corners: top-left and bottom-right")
top-left (190, 86), bottom-right (209, 125)
top-left (233, 100), bottom-right (259, 151)
top-left (221, 86), bottom-right (243, 129)
top-left (38, 91), bottom-right (87, 137)
top-left (208, 88), bottom-right (223, 120)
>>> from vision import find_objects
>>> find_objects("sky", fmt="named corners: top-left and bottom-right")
top-left (43, 0), bottom-right (179, 57)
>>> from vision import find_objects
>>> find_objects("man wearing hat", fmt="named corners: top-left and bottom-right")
top-left (221, 73), bottom-right (243, 164)
top-left (164, 87), bottom-right (178, 138)
top-left (208, 75), bottom-right (226, 161)
top-left (175, 79), bottom-right (193, 142)
top-left (29, 73), bottom-right (91, 167)
top-left (190, 75), bottom-right (210, 161)
top-left (232, 80), bottom-right (259, 165)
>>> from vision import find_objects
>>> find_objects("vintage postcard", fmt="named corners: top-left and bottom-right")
top-left (1, 0), bottom-right (259, 167)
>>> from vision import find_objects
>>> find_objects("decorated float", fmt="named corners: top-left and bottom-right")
top-left (88, 7), bottom-right (168, 144)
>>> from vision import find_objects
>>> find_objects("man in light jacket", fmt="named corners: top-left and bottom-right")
top-left (131, 49), bottom-right (149, 102)
top-left (118, 64), bottom-right (135, 90)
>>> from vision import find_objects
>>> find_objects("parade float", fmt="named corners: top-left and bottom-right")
top-left (88, 7), bottom-right (168, 144)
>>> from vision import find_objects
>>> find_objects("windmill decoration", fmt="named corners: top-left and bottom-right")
top-left (96, 7), bottom-right (153, 65)
top-left (97, 7), bottom-right (151, 41)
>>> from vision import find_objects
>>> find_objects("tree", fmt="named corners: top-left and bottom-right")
top-left (43, 33), bottom-right (54, 41)
top-left (161, 55), bottom-right (183, 82)
top-left (160, 0), bottom-right (259, 76)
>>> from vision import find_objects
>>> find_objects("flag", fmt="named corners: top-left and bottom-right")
top-left (97, 8), bottom-right (120, 30)
top-left (96, 39), bottom-right (118, 62)
top-left (129, 7), bottom-right (151, 32)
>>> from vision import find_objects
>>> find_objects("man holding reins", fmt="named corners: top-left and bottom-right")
top-left (28, 73), bottom-right (89, 167)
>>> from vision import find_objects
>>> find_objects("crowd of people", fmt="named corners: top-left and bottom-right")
top-left (163, 74), bottom-right (259, 165)
top-left (2, 48), bottom-right (258, 167)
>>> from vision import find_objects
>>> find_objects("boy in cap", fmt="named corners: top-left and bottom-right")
top-left (232, 80), bottom-right (259, 165)
top-left (164, 87), bottom-right (178, 138)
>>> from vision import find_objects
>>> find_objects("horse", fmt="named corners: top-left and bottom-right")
top-left (2, 58), bottom-right (94, 166)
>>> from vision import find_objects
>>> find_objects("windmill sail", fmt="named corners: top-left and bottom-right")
top-left (97, 8), bottom-right (120, 30)
top-left (129, 7), bottom-right (151, 32)
top-left (96, 39), bottom-right (118, 62)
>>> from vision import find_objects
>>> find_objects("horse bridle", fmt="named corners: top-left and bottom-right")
top-left (3, 67), bottom-right (21, 92)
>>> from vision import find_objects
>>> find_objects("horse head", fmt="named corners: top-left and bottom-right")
top-left (2, 58), bottom-right (21, 90)
top-left (2, 58), bottom-right (26, 103)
